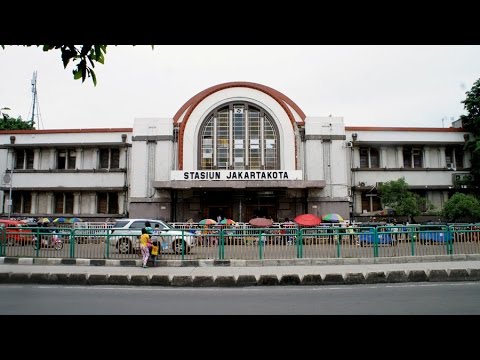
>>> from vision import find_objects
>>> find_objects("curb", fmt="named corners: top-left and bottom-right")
top-left (1, 268), bottom-right (479, 287)
top-left (2, 254), bottom-right (480, 267)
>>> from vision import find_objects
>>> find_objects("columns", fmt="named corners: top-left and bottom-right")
top-left (118, 193), bottom-right (126, 215)
top-left (46, 192), bottom-right (54, 214)
top-left (354, 192), bottom-right (362, 214)
top-left (49, 149), bottom-right (56, 169)
top-left (33, 149), bottom-right (41, 169)
top-left (423, 146), bottom-right (430, 168)
top-left (380, 147), bottom-right (388, 168)
top-left (352, 147), bottom-right (360, 168)
top-left (93, 149), bottom-right (99, 169)
top-left (396, 146), bottom-right (403, 168)
top-left (73, 192), bottom-right (81, 214)
top-left (76, 148), bottom-right (83, 169)
top-left (30, 192), bottom-right (38, 213)
top-left (438, 146), bottom-right (446, 168)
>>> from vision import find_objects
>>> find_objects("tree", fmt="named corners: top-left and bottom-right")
top-left (378, 178), bottom-right (423, 220)
top-left (459, 78), bottom-right (480, 187)
top-left (442, 193), bottom-right (480, 222)
top-left (0, 110), bottom-right (35, 130)
top-left (1, 45), bottom-right (107, 86)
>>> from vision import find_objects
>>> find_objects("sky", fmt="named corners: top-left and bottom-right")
top-left (1, 45), bottom-right (479, 130)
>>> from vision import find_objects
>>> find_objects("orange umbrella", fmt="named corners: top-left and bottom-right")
top-left (294, 214), bottom-right (321, 226)
top-left (249, 217), bottom-right (273, 227)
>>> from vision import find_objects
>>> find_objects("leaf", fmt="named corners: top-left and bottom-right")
top-left (73, 69), bottom-right (82, 80)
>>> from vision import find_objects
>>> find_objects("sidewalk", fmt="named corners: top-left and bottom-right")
top-left (1, 255), bottom-right (480, 286)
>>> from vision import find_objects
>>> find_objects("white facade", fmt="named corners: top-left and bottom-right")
top-left (0, 82), bottom-right (473, 222)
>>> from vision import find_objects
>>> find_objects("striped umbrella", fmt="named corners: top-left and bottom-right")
top-left (321, 213), bottom-right (344, 223)
top-left (219, 218), bottom-right (236, 225)
top-left (199, 219), bottom-right (217, 226)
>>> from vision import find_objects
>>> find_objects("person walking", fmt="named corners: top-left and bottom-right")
top-left (139, 227), bottom-right (151, 268)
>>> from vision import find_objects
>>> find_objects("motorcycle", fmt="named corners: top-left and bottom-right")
top-left (32, 230), bottom-right (63, 250)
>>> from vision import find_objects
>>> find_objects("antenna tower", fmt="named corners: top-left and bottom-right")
top-left (28, 71), bottom-right (43, 129)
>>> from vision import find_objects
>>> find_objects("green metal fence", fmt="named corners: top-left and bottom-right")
top-left (0, 224), bottom-right (479, 261)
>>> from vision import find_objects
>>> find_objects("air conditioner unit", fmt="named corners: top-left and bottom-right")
top-left (359, 181), bottom-right (366, 187)
top-left (446, 163), bottom-right (455, 170)
top-left (346, 141), bottom-right (353, 148)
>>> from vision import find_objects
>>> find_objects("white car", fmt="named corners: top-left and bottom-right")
top-left (108, 219), bottom-right (197, 254)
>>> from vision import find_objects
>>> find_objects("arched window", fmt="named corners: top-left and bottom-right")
top-left (199, 103), bottom-right (279, 170)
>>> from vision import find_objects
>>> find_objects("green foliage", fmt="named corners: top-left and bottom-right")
top-left (442, 193), bottom-right (480, 222)
top-left (378, 178), bottom-right (422, 216)
top-left (459, 78), bottom-right (480, 186)
top-left (2, 45), bottom-right (154, 86)
top-left (1, 45), bottom-right (107, 86)
top-left (0, 113), bottom-right (34, 130)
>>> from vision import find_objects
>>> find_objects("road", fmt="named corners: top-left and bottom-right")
top-left (2, 282), bottom-right (479, 315)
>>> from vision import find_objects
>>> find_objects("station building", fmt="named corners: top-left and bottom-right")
top-left (0, 82), bottom-right (472, 222)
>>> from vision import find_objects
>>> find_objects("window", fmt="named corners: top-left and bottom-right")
top-left (403, 147), bottom-right (423, 168)
top-left (99, 148), bottom-right (120, 169)
top-left (199, 102), bottom-right (278, 170)
top-left (54, 193), bottom-right (74, 214)
top-left (11, 191), bottom-right (32, 213)
top-left (359, 147), bottom-right (379, 168)
top-left (445, 146), bottom-right (464, 169)
top-left (57, 149), bottom-right (76, 169)
top-left (361, 193), bottom-right (382, 212)
top-left (97, 192), bottom-right (119, 214)
top-left (14, 149), bottom-right (34, 169)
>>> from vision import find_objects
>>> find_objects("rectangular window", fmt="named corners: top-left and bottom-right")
top-left (99, 148), bottom-right (120, 169)
top-left (369, 148), bottom-right (379, 168)
top-left (14, 151), bottom-right (25, 170)
top-left (11, 191), bottom-right (32, 213)
top-left (361, 193), bottom-right (382, 212)
top-left (100, 149), bottom-right (109, 168)
top-left (360, 148), bottom-right (368, 168)
top-left (14, 149), bottom-right (34, 170)
top-left (97, 192), bottom-right (118, 214)
top-left (57, 149), bottom-right (76, 169)
top-left (54, 193), bottom-right (74, 214)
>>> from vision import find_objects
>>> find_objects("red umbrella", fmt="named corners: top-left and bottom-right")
top-left (294, 214), bottom-right (321, 227)
top-left (249, 217), bottom-right (273, 227)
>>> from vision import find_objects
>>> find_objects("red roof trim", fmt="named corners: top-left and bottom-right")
top-left (345, 126), bottom-right (466, 132)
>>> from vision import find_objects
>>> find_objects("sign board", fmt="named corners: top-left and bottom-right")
top-left (171, 170), bottom-right (303, 181)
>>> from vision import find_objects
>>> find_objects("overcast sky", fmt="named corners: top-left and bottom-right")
top-left (1, 45), bottom-right (479, 130)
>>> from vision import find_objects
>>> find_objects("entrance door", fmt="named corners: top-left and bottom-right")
top-left (245, 205), bottom-right (276, 222)
top-left (206, 206), bottom-right (231, 221)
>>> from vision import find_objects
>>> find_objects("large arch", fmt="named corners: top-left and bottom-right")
top-left (173, 82), bottom-right (306, 170)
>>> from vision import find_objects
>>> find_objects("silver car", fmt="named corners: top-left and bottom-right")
top-left (108, 219), bottom-right (196, 254)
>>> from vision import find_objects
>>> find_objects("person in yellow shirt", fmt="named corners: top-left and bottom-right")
top-left (139, 227), bottom-right (151, 268)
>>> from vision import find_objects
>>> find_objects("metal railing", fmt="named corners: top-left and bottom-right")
top-left (1, 223), bottom-right (479, 261)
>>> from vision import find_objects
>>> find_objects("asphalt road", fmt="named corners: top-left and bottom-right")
top-left (2, 281), bottom-right (480, 315)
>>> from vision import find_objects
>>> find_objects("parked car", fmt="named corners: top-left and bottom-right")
top-left (107, 219), bottom-right (197, 254)
top-left (0, 219), bottom-right (36, 246)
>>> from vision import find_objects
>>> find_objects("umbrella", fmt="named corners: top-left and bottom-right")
top-left (321, 213), bottom-right (344, 223)
top-left (219, 218), bottom-right (236, 225)
top-left (249, 217), bottom-right (273, 227)
top-left (39, 217), bottom-right (51, 223)
top-left (294, 214), bottom-right (321, 227)
top-left (199, 218), bottom-right (217, 226)
top-left (68, 217), bottom-right (83, 223)
top-left (53, 217), bottom-right (68, 223)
